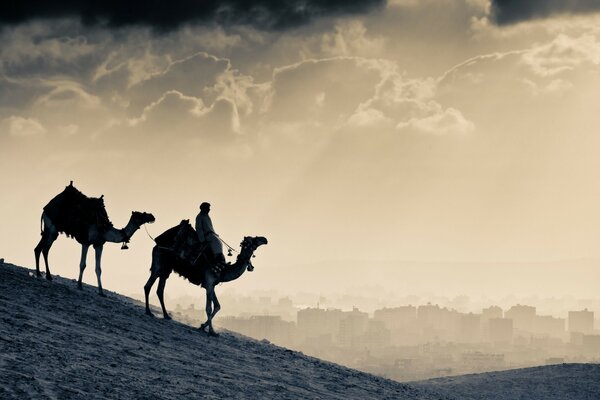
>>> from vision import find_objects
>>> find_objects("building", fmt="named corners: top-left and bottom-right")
top-left (488, 318), bottom-right (513, 344)
top-left (338, 308), bottom-right (369, 347)
top-left (533, 315), bottom-right (565, 339)
top-left (358, 319), bottom-right (391, 349)
top-left (458, 313), bottom-right (481, 343)
top-left (568, 309), bottom-right (594, 334)
top-left (505, 304), bottom-right (536, 333)
top-left (481, 306), bottom-right (503, 321)
top-left (373, 306), bottom-right (419, 345)
top-left (373, 306), bottom-right (417, 331)
top-left (297, 307), bottom-right (344, 342)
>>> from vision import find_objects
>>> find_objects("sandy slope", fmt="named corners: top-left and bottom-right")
top-left (0, 262), bottom-right (447, 400)
top-left (412, 364), bottom-right (600, 400)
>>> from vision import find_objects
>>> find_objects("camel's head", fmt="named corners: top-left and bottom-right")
top-left (239, 236), bottom-right (268, 271)
top-left (131, 211), bottom-right (155, 226)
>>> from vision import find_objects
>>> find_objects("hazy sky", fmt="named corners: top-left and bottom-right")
top-left (2, 0), bottom-right (600, 299)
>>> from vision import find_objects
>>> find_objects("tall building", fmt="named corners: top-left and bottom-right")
top-left (568, 309), bottom-right (594, 334)
top-left (373, 306), bottom-right (417, 331)
top-left (338, 308), bottom-right (369, 347)
top-left (373, 306), bottom-right (419, 345)
top-left (481, 306), bottom-right (503, 321)
top-left (505, 304), bottom-right (536, 333)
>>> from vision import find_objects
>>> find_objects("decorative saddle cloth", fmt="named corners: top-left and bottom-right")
top-left (43, 182), bottom-right (113, 243)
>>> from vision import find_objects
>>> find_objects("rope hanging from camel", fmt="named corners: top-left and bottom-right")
top-left (215, 233), bottom-right (237, 256)
top-left (144, 224), bottom-right (155, 242)
top-left (143, 224), bottom-right (169, 251)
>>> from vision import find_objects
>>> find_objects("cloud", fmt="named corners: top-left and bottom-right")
top-left (320, 20), bottom-right (385, 57)
top-left (397, 107), bottom-right (474, 135)
top-left (267, 57), bottom-right (382, 124)
top-left (2, 116), bottom-right (47, 137)
top-left (491, 0), bottom-right (600, 25)
top-left (125, 52), bottom-right (232, 113)
top-left (0, 0), bottom-right (386, 31)
top-left (129, 90), bottom-right (240, 139)
top-left (521, 34), bottom-right (600, 76)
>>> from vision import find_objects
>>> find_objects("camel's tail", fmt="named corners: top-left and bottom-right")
top-left (40, 213), bottom-right (44, 235)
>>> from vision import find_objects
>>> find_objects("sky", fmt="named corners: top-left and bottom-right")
top-left (2, 0), bottom-right (600, 300)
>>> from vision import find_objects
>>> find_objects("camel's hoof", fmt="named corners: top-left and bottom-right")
top-left (208, 330), bottom-right (219, 337)
top-left (45, 274), bottom-right (53, 281)
top-left (36, 271), bottom-right (42, 278)
top-left (77, 284), bottom-right (83, 291)
top-left (146, 311), bottom-right (155, 318)
top-left (163, 314), bottom-right (172, 321)
top-left (199, 323), bottom-right (207, 331)
top-left (98, 292), bottom-right (107, 298)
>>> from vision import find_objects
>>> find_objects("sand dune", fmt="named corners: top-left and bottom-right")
top-left (0, 261), bottom-right (446, 400)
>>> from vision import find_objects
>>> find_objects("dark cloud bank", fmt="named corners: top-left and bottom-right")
top-left (492, 0), bottom-right (600, 24)
top-left (0, 0), bottom-right (385, 31)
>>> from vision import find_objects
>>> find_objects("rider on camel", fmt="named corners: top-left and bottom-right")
top-left (195, 202), bottom-right (226, 266)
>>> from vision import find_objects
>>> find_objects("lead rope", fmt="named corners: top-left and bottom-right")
top-left (214, 233), bottom-right (237, 256)
top-left (144, 224), bottom-right (156, 242)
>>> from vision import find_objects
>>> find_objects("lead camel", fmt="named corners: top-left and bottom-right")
top-left (35, 182), bottom-right (155, 296)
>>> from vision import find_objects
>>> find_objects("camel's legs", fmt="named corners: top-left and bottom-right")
top-left (77, 244), bottom-right (90, 290)
top-left (156, 277), bottom-right (171, 320)
top-left (93, 244), bottom-right (105, 296)
top-left (34, 229), bottom-right (57, 280)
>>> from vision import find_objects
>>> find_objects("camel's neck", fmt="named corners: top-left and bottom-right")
top-left (104, 216), bottom-right (141, 243)
top-left (220, 252), bottom-right (253, 283)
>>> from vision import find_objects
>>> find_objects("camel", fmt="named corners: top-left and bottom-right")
top-left (34, 182), bottom-right (155, 296)
top-left (144, 220), bottom-right (267, 335)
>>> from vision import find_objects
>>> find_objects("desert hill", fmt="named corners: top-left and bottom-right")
top-left (412, 363), bottom-right (600, 400)
top-left (0, 261), bottom-right (447, 400)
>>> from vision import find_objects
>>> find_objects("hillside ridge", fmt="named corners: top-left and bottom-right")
top-left (0, 261), bottom-right (447, 400)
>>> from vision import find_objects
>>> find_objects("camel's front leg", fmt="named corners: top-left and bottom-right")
top-left (202, 287), bottom-right (220, 336)
top-left (200, 287), bottom-right (214, 333)
top-left (210, 292), bottom-right (221, 320)
top-left (78, 244), bottom-right (90, 290)
top-left (93, 244), bottom-right (105, 297)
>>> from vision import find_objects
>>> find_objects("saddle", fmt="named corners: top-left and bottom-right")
top-left (44, 182), bottom-right (113, 243)
top-left (155, 220), bottom-right (207, 265)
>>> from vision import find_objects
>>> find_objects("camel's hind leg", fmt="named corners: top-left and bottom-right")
top-left (144, 247), bottom-right (169, 318)
top-left (34, 220), bottom-right (58, 281)
top-left (144, 272), bottom-right (159, 317)
top-left (156, 277), bottom-right (171, 320)
top-left (77, 244), bottom-right (90, 290)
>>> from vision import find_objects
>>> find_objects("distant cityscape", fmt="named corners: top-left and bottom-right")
top-left (138, 291), bottom-right (600, 382)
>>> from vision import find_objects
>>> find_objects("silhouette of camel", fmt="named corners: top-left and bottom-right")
top-left (144, 220), bottom-right (267, 335)
top-left (34, 182), bottom-right (155, 296)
